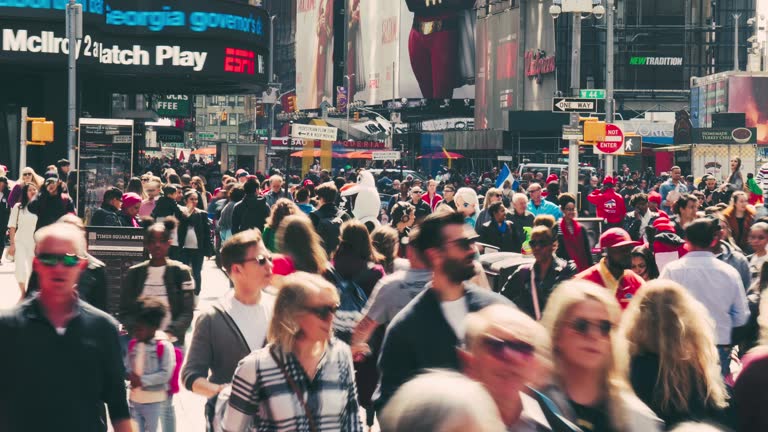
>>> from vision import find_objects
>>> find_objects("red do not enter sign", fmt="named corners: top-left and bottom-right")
top-left (595, 124), bottom-right (625, 155)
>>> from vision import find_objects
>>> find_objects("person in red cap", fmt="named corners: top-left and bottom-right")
top-left (649, 216), bottom-right (686, 273)
top-left (575, 227), bottom-right (644, 309)
top-left (647, 191), bottom-right (668, 218)
top-left (587, 176), bottom-right (627, 228)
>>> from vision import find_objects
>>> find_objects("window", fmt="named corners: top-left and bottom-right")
top-left (209, 113), bottom-right (219, 126)
top-left (228, 96), bottom-right (237, 107)
top-left (237, 96), bottom-right (245, 106)
top-left (228, 113), bottom-right (238, 126)
top-left (229, 132), bottom-right (238, 141)
top-left (195, 95), bottom-right (206, 108)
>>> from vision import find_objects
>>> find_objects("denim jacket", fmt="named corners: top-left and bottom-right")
top-left (124, 338), bottom-right (175, 395)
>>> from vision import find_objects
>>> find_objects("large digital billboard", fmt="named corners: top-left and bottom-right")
top-left (295, 0), bottom-right (335, 110)
top-left (0, 0), bottom-right (269, 89)
top-left (727, 75), bottom-right (768, 145)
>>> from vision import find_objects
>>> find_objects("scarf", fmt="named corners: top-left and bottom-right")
top-left (560, 218), bottom-right (590, 271)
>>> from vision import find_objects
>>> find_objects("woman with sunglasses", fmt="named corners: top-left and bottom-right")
top-left (178, 189), bottom-right (215, 296)
top-left (7, 167), bottom-right (43, 209)
top-left (556, 193), bottom-right (594, 272)
top-left (620, 280), bottom-right (728, 428)
top-left (541, 280), bottom-right (663, 432)
top-left (501, 225), bottom-right (577, 320)
top-left (7, 182), bottom-right (38, 297)
top-left (222, 272), bottom-right (363, 432)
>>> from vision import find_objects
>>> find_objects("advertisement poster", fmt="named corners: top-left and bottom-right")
top-left (86, 227), bottom-right (147, 315)
top-left (296, 0), bottom-right (335, 110)
top-left (727, 76), bottom-right (768, 144)
top-left (77, 118), bottom-right (134, 223)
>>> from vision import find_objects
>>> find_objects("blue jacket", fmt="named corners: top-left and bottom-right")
top-left (527, 199), bottom-right (563, 219)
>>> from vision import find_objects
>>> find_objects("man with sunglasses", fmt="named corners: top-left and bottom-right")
top-left (183, 229), bottom-right (275, 429)
top-left (0, 223), bottom-right (132, 432)
top-left (459, 304), bottom-right (553, 431)
top-left (373, 211), bottom-right (510, 414)
top-left (575, 227), bottom-right (644, 310)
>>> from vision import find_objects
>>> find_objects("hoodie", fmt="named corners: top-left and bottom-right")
top-left (652, 231), bottom-right (687, 273)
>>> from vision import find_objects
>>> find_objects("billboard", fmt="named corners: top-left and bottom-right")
top-left (341, 0), bottom-right (476, 107)
top-left (295, 0), bottom-right (335, 110)
top-left (0, 0), bottom-right (269, 87)
top-left (727, 75), bottom-right (768, 145)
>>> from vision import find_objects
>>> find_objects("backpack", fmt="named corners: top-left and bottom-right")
top-left (317, 210), bottom-right (347, 254)
top-left (326, 267), bottom-right (368, 344)
top-left (128, 338), bottom-right (183, 395)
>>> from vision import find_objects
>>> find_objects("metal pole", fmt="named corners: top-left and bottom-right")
top-left (605, 0), bottom-right (616, 177)
top-left (19, 107), bottom-right (27, 170)
top-left (266, 15), bottom-right (276, 173)
top-left (345, 74), bottom-right (354, 140)
top-left (734, 14), bottom-right (742, 71)
top-left (66, 0), bottom-right (81, 167)
top-left (567, 13), bottom-right (582, 195)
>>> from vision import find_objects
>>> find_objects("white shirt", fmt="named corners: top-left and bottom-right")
top-left (750, 253), bottom-right (768, 280)
top-left (184, 225), bottom-right (198, 249)
top-left (221, 290), bottom-right (275, 351)
top-left (440, 297), bottom-right (469, 342)
top-left (142, 266), bottom-right (171, 330)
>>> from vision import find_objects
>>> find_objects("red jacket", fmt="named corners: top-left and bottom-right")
top-left (421, 193), bottom-right (443, 212)
top-left (587, 188), bottom-right (627, 224)
top-left (576, 261), bottom-right (644, 309)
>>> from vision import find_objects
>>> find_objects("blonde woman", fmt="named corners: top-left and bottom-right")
top-left (272, 214), bottom-right (329, 279)
top-left (7, 167), bottom-right (44, 208)
top-left (540, 280), bottom-right (663, 432)
top-left (222, 272), bottom-right (362, 432)
top-left (621, 280), bottom-right (728, 428)
top-left (475, 187), bottom-right (503, 228)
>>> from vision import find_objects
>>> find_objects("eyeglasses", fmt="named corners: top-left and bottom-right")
top-left (240, 254), bottom-right (272, 266)
top-left (567, 318), bottom-right (613, 337)
top-left (529, 240), bottom-right (553, 248)
top-left (22, 173), bottom-right (32, 177)
top-left (303, 304), bottom-right (340, 320)
top-left (446, 237), bottom-right (476, 250)
top-left (141, 178), bottom-right (150, 182)
top-left (481, 334), bottom-right (535, 359)
top-left (37, 253), bottom-right (81, 267)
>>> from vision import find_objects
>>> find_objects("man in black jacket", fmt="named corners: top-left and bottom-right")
top-left (89, 187), bottom-right (124, 227)
top-left (231, 178), bottom-right (269, 234)
top-left (622, 193), bottom-right (659, 242)
top-left (310, 181), bottom-right (350, 255)
top-left (477, 202), bottom-right (524, 253)
top-left (373, 211), bottom-right (510, 414)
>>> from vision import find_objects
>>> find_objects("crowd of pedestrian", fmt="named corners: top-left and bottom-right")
top-left (2, 158), bottom-right (768, 432)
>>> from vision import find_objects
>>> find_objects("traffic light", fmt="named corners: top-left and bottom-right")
top-left (353, 111), bottom-right (360, 121)
top-left (256, 103), bottom-right (265, 117)
top-left (220, 111), bottom-right (228, 125)
top-left (285, 95), bottom-right (299, 113)
top-left (31, 120), bottom-right (54, 142)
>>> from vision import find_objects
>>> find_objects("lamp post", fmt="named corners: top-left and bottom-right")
top-left (66, 0), bottom-right (82, 167)
top-left (604, 0), bottom-right (616, 177)
top-left (344, 74), bottom-right (355, 140)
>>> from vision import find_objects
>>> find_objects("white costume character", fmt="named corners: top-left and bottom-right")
top-left (341, 170), bottom-right (381, 230)
top-left (757, 162), bottom-right (768, 198)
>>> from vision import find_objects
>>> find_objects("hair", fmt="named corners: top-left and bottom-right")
top-left (673, 193), bottom-right (698, 215)
top-left (315, 181), bottom-right (338, 204)
top-left (167, 173), bottom-right (181, 185)
top-left (17, 167), bottom-right (44, 188)
top-left (486, 201), bottom-right (505, 217)
top-left (669, 423), bottom-right (727, 432)
top-left (334, 220), bottom-right (384, 263)
top-left (630, 193), bottom-right (649, 207)
top-left (295, 187), bottom-right (310, 203)
top-left (265, 198), bottom-right (299, 230)
top-left (731, 157), bottom-right (742, 172)
top-left (161, 184), bottom-right (178, 197)
top-left (268, 272), bottom-right (340, 353)
top-left (191, 176), bottom-right (208, 207)
top-left (670, 165), bottom-right (681, 173)
top-left (482, 188), bottom-right (501, 209)
top-left (412, 211), bottom-right (466, 259)
top-left (277, 215), bottom-right (328, 274)
top-left (101, 187), bottom-right (124, 205)
top-left (371, 225), bottom-right (400, 274)
top-left (752, 221), bottom-right (768, 236)
top-left (183, 189), bottom-right (199, 205)
top-left (557, 193), bottom-right (577, 209)
top-left (34, 222), bottom-right (87, 257)
top-left (512, 192), bottom-right (528, 205)
top-left (389, 201), bottom-right (415, 227)
top-left (529, 224), bottom-right (556, 243)
top-left (134, 296), bottom-right (168, 330)
top-left (540, 279), bottom-right (628, 431)
top-left (269, 174), bottom-right (284, 185)
top-left (533, 214), bottom-right (556, 229)
top-left (730, 190), bottom-right (748, 207)
top-left (126, 177), bottom-right (144, 199)
top-left (686, 218), bottom-right (719, 249)
top-left (630, 246), bottom-right (659, 280)
top-left (144, 217), bottom-right (178, 244)
top-left (379, 370), bottom-right (507, 432)
top-left (241, 178), bottom-right (259, 195)
top-left (620, 280), bottom-right (728, 413)
top-left (19, 182), bottom-right (39, 209)
top-left (221, 229), bottom-right (264, 273)
top-left (228, 185), bottom-right (245, 203)
top-left (527, 182), bottom-right (542, 193)
top-left (454, 188), bottom-right (479, 216)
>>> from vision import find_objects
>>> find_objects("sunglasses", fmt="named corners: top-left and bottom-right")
top-left (481, 334), bottom-right (535, 359)
top-left (446, 237), bottom-right (476, 250)
top-left (141, 178), bottom-right (150, 182)
top-left (37, 253), bottom-right (81, 267)
top-left (303, 304), bottom-right (340, 320)
top-left (567, 318), bottom-right (613, 337)
top-left (529, 240), bottom-right (553, 248)
top-left (22, 173), bottom-right (32, 177)
top-left (240, 254), bottom-right (272, 266)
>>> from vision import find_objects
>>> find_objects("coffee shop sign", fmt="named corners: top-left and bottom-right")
top-left (525, 49), bottom-right (555, 83)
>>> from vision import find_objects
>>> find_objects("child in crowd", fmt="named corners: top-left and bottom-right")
top-left (125, 297), bottom-right (176, 432)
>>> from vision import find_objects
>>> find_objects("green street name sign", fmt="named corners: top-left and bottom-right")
top-left (255, 129), bottom-right (268, 137)
top-left (579, 89), bottom-right (606, 99)
top-left (197, 132), bottom-right (215, 139)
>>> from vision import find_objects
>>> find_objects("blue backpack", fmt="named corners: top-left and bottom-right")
top-left (326, 267), bottom-right (368, 344)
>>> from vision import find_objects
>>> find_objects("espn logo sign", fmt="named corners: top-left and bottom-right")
top-left (224, 48), bottom-right (255, 74)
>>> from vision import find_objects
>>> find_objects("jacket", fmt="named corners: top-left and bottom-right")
top-left (231, 195), bottom-right (269, 234)
top-left (151, 196), bottom-right (185, 220)
top-left (555, 221), bottom-right (594, 271)
top-left (28, 191), bottom-right (75, 231)
top-left (716, 240), bottom-right (751, 292)
top-left (421, 192), bottom-right (443, 211)
top-left (477, 219), bottom-right (524, 253)
top-left (722, 205), bottom-right (756, 254)
top-left (178, 209), bottom-right (215, 257)
top-left (119, 260), bottom-right (195, 345)
top-left (90, 204), bottom-right (123, 227)
top-left (576, 259), bottom-right (645, 309)
top-left (587, 188), bottom-right (627, 224)
top-left (622, 210), bottom-right (659, 241)
top-left (541, 383), bottom-right (663, 432)
top-left (25, 253), bottom-right (109, 312)
top-left (181, 302), bottom-right (254, 390)
top-left (310, 203), bottom-right (351, 255)
top-left (373, 284), bottom-right (510, 413)
top-left (501, 257), bottom-right (577, 319)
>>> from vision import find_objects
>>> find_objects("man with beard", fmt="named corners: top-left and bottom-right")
top-left (575, 227), bottom-right (644, 310)
top-left (373, 211), bottom-right (509, 414)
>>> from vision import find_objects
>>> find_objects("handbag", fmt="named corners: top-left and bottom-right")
top-left (269, 346), bottom-right (319, 432)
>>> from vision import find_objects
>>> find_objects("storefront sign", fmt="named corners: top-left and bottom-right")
top-left (692, 127), bottom-right (757, 144)
top-left (629, 56), bottom-right (683, 66)
top-left (154, 94), bottom-right (190, 117)
top-left (525, 49), bottom-right (555, 83)
top-left (86, 227), bottom-right (147, 315)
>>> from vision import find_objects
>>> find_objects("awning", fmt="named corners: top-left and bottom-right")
top-left (191, 147), bottom-right (216, 155)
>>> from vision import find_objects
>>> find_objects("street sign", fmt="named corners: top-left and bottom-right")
top-left (579, 89), bottom-right (606, 99)
top-left (594, 124), bottom-right (625, 155)
top-left (291, 124), bottom-right (339, 141)
top-left (623, 136), bottom-right (642, 154)
top-left (153, 95), bottom-right (191, 118)
top-left (562, 125), bottom-right (583, 140)
top-left (197, 132), bottom-right (215, 140)
top-left (497, 155), bottom-right (514, 161)
top-left (551, 97), bottom-right (604, 113)
top-left (372, 151), bottom-right (401, 161)
top-left (254, 129), bottom-right (268, 137)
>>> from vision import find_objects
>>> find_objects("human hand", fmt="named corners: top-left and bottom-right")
top-left (128, 372), bottom-right (142, 389)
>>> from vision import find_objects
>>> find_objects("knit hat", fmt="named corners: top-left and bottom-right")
top-left (121, 192), bottom-right (142, 208)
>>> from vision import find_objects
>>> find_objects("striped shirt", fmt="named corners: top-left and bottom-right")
top-left (222, 339), bottom-right (363, 432)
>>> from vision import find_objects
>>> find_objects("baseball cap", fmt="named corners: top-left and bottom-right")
top-left (599, 228), bottom-right (641, 249)
top-left (303, 179), bottom-right (315, 187)
top-left (44, 171), bottom-right (59, 183)
top-left (546, 174), bottom-right (559, 184)
top-left (652, 219), bottom-right (675, 233)
top-left (648, 191), bottom-right (662, 204)
top-left (602, 176), bottom-right (615, 186)
top-left (236, 171), bottom-right (249, 178)
top-left (57, 158), bottom-right (70, 167)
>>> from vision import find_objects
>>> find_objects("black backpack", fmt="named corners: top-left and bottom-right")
top-left (317, 210), bottom-right (348, 254)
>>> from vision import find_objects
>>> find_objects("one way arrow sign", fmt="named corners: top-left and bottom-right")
top-left (551, 97), bottom-right (605, 113)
